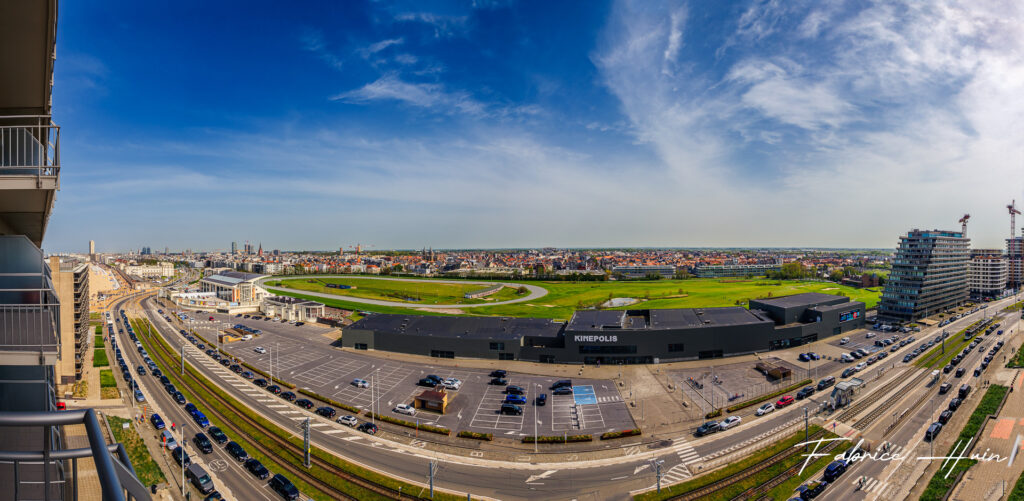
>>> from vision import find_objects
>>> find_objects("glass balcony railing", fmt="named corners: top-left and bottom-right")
top-left (0, 236), bottom-right (60, 365)
top-left (0, 116), bottom-right (60, 179)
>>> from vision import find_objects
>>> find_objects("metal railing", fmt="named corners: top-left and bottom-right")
top-left (0, 408), bottom-right (150, 501)
top-left (0, 116), bottom-right (60, 178)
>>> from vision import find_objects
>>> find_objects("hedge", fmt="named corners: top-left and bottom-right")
top-left (919, 385), bottom-right (1008, 501)
top-left (522, 435), bottom-right (592, 444)
top-left (298, 388), bottom-right (362, 414)
top-left (725, 379), bottom-right (812, 413)
top-left (601, 429), bottom-right (642, 440)
top-left (456, 431), bottom-right (493, 441)
top-left (1008, 468), bottom-right (1024, 501)
top-left (1008, 341), bottom-right (1024, 368)
top-left (364, 412), bottom-right (451, 436)
top-left (705, 409), bottom-right (723, 419)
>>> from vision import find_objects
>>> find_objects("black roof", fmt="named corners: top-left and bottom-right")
top-left (749, 293), bottom-right (848, 308)
top-left (568, 307), bottom-right (770, 331)
top-left (348, 314), bottom-right (565, 340)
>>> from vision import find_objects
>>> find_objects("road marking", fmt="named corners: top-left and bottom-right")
top-left (634, 464), bottom-right (649, 474)
top-left (525, 470), bottom-right (556, 483)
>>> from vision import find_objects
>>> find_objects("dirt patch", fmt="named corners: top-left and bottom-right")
top-left (821, 287), bottom-right (838, 291)
top-left (101, 387), bottom-right (119, 399)
top-left (658, 294), bottom-right (689, 299)
top-left (416, 307), bottom-right (466, 314)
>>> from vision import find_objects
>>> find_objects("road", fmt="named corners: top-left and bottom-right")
top-left (258, 275), bottom-right (549, 309)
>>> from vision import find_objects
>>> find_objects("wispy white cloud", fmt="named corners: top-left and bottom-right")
top-left (394, 12), bottom-right (469, 38)
top-left (330, 74), bottom-right (487, 117)
top-left (358, 38), bottom-right (404, 59)
top-left (300, 28), bottom-right (344, 70)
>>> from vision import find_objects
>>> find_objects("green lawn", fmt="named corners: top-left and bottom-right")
top-left (94, 335), bottom-right (104, 349)
top-left (106, 416), bottom-right (166, 487)
top-left (99, 369), bottom-right (115, 388)
top-left (92, 349), bottom-right (108, 367)
top-left (270, 276), bottom-right (879, 319)
top-left (274, 277), bottom-right (525, 305)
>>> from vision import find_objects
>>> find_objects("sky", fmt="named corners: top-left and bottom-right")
top-left (47, 0), bottom-right (1024, 253)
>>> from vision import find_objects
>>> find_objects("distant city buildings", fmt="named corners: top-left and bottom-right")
top-left (879, 229), bottom-right (970, 322)
top-left (693, 263), bottom-right (782, 278)
top-left (612, 265), bottom-right (676, 279)
top-left (119, 261), bottom-right (174, 278)
top-left (231, 241), bottom-right (238, 254)
top-left (969, 249), bottom-right (1008, 299)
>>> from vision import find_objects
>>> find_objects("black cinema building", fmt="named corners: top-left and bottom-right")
top-left (341, 293), bottom-right (865, 364)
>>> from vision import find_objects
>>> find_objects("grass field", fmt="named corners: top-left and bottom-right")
top-left (106, 416), bottom-right (166, 487)
top-left (270, 276), bottom-right (879, 319)
top-left (92, 349), bottom-right (108, 367)
top-left (273, 277), bottom-right (525, 305)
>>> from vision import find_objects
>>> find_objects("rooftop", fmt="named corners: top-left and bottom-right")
top-left (265, 295), bottom-right (321, 306)
top-left (567, 307), bottom-right (771, 331)
top-left (348, 314), bottom-right (564, 340)
top-left (202, 271), bottom-right (266, 287)
top-left (749, 292), bottom-right (849, 309)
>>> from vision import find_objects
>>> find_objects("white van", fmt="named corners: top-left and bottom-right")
top-left (839, 337), bottom-right (850, 345)
top-left (840, 353), bottom-right (854, 362)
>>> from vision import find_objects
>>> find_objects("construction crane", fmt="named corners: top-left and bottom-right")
top-left (1009, 200), bottom-right (1021, 239)
top-left (959, 214), bottom-right (970, 236)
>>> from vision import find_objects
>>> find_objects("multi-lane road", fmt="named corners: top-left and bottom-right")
top-left (114, 287), bottom-right (1021, 501)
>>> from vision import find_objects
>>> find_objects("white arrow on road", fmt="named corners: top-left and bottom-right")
top-left (525, 470), bottom-right (557, 483)
top-left (634, 464), bottom-right (650, 475)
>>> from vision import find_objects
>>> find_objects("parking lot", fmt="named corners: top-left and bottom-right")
top-left (672, 357), bottom-right (817, 412)
top-left (171, 307), bottom-right (637, 436)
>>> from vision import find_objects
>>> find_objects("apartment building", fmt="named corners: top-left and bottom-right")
top-left (969, 249), bottom-right (1008, 299)
top-left (693, 263), bottom-right (781, 278)
top-left (49, 257), bottom-right (90, 391)
top-left (0, 1), bottom-right (146, 498)
top-left (879, 229), bottom-right (970, 322)
top-left (120, 261), bottom-right (174, 278)
top-left (1007, 236), bottom-right (1023, 289)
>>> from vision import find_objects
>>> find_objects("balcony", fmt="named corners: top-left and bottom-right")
top-left (0, 409), bottom-right (150, 501)
top-left (0, 117), bottom-right (60, 247)
top-left (0, 235), bottom-right (59, 366)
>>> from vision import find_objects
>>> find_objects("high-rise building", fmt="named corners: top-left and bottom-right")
top-left (969, 249), bottom-right (1008, 299)
top-left (140, 246), bottom-right (151, 255)
top-left (231, 241), bottom-right (238, 254)
top-left (1007, 235), bottom-right (1023, 289)
top-left (879, 229), bottom-right (970, 322)
top-left (88, 239), bottom-right (95, 254)
top-left (0, 2), bottom-right (144, 497)
top-left (50, 257), bottom-right (89, 390)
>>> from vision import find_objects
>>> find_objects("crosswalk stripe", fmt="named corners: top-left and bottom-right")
top-left (322, 429), bottom-right (344, 434)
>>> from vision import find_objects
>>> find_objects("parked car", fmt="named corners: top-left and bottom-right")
top-left (352, 379), bottom-right (369, 388)
top-left (338, 415), bottom-right (359, 427)
top-left (955, 367), bottom-right (966, 377)
top-left (358, 422), bottom-right (379, 435)
top-left (796, 387), bottom-right (816, 400)
top-left (267, 385), bottom-right (282, 395)
top-left (172, 446), bottom-right (191, 467)
top-left (817, 377), bottom-right (836, 390)
top-left (269, 473), bottom-right (300, 501)
top-left (504, 395), bottom-right (527, 405)
top-left (490, 370), bottom-right (508, 378)
top-left (193, 433), bottom-right (213, 454)
top-left (797, 480), bottom-right (829, 500)
top-left (394, 404), bottom-right (416, 416)
top-left (939, 383), bottom-right (952, 394)
top-left (535, 394), bottom-right (548, 406)
top-left (315, 407), bottom-right (336, 419)
top-left (254, 379), bottom-right (268, 388)
top-left (938, 409), bottom-right (954, 425)
top-left (949, 398), bottom-right (963, 411)
top-left (695, 421), bottom-right (721, 437)
top-left (505, 385), bottom-right (525, 395)
top-left (490, 378), bottom-right (508, 386)
top-left (207, 426), bottom-right (228, 444)
top-left (822, 460), bottom-right (847, 482)
top-left (500, 403), bottom-right (523, 415)
top-left (150, 414), bottom-right (165, 430)
top-left (225, 441), bottom-right (248, 462)
top-left (280, 391), bottom-right (296, 402)
top-left (776, 396), bottom-right (795, 407)
top-left (174, 392), bottom-right (186, 405)
top-left (244, 458), bottom-right (270, 480)
top-left (959, 384), bottom-right (972, 398)
top-left (756, 403), bottom-right (775, 416)
top-left (925, 422), bottom-right (943, 441)
top-left (719, 415), bottom-right (742, 429)
top-left (295, 399), bottom-right (314, 410)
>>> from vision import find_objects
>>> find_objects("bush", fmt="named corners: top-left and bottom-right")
top-left (705, 409), bottom-right (723, 419)
top-left (297, 388), bottom-right (361, 414)
top-left (522, 435), bottom-right (592, 444)
top-left (364, 412), bottom-right (451, 436)
top-left (600, 429), bottom-right (641, 440)
top-left (456, 431), bottom-right (493, 441)
top-left (92, 349), bottom-right (109, 367)
top-left (725, 379), bottom-right (812, 413)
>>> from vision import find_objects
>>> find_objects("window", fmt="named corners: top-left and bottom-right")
top-left (354, 343), bottom-right (367, 350)
top-left (578, 345), bottom-right (637, 354)
top-left (498, 353), bottom-right (515, 360)
top-left (489, 342), bottom-right (505, 351)
top-left (668, 343), bottom-right (685, 352)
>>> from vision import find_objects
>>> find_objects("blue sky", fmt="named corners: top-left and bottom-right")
top-left (47, 0), bottom-right (1024, 253)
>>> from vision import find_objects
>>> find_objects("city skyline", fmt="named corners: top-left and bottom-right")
top-left (46, 0), bottom-right (1024, 252)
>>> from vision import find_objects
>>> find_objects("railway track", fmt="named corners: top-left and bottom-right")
top-left (729, 437), bottom-right (844, 501)
top-left (126, 298), bottom-right (429, 501)
top-left (669, 429), bottom-right (827, 501)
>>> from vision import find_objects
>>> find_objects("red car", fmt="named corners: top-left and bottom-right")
top-left (776, 396), bottom-right (795, 408)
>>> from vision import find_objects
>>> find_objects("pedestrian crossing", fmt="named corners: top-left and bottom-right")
top-left (659, 464), bottom-right (692, 485)
top-left (850, 476), bottom-right (890, 495)
top-left (597, 395), bottom-right (622, 404)
top-left (675, 442), bottom-right (701, 465)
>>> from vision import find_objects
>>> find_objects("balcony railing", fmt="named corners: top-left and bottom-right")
top-left (0, 236), bottom-right (60, 364)
top-left (0, 409), bottom-right (150, 501)
top-left (0, 116), bottom-right (60, 179)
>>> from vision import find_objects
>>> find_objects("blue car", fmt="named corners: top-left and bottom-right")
top-left (150, 413), bottom-right (165, 430)
top-left (504, 395), bottom-right (527, 405)
top-left (191, 410), bottom-right (209, 428)
top-left (134, 390), bottom-right (145, 403)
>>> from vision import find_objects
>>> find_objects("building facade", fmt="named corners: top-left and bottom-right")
top-left (50, 257), bottom-right (90, 389)
top-left (120, 261), bottom-right (174, 278)
top-left (199, 271), bottom-right (268, 305)
top-left (1007, 236), bottom-right (1023, 289)
top-left (611, 265), bottom-right (676, 279)
top-left (879, 229), bottom-right (970, 322)
top-left (969, 249), bottom-right (1008, 299)
top-left (343, 293), bottom-right (865, 364)
top-left (693, 263), bottom-right (781, 278)
top-left (261, 296), bottom-right (325, 321)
